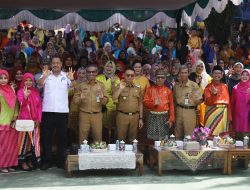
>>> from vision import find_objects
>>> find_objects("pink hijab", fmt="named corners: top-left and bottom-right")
top-left (0, 69), bottom-right (16, 109)
top-left (19, 73), bottom-right (40, 119)
top-left (20, 73), bottom-right (35, 90)
top-left (237, 69), bottom-right (250, 92)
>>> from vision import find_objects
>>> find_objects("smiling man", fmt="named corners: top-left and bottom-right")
top-left (204, 65), bottom-right (231, 137)
top-left (73, 64), bottom-right (108, 144)
top-left (37, 56), bottom-right (74, 170)
top-left (113, 68), bottom-right (143, 143)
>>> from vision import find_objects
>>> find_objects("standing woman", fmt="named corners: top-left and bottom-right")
top-left (17, 73), bottom-right (42, 170)
top-left (142, 64), bottom-right (151, 80)
top-left (11, 66), bottom-right (24, 92)
top-left (0, 69), bottom-right (18, 173)
top-left (133, 60), bottom-right (150, 95)
top-left (189, 60), bottom-right (212, 126)
top-left (96, 60), bottom-right (120, 142)
top-left (68, 67), bottom-right (87, 143)
top-left (231, 69), bottom-right (250, 140)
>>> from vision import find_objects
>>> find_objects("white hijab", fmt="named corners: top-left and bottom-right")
top-left (195, 60), bottom-right (210, 90)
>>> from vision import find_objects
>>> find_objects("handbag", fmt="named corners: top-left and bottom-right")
top-left (15, 103), bottom-right (34, 132)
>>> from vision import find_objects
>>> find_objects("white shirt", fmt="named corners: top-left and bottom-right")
top-left (41, 71), bottom-right (71, 113)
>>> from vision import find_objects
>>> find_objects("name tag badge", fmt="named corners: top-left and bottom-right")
top-left (184, 98), bottom-right (189, 105)
top-left (123, 97), bottom-right (127, 100)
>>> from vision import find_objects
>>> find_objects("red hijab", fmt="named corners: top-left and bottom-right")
top-left (0, 69), bottom-right (16, 109)
top-left (12, 66), bottom-right (24, 90)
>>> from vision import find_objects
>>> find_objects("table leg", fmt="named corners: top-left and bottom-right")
top-left (223, 151), bottom-right (228, 174)
top-left (227, 153), bottom-right (232, 175)
top-left (149, 148), bottom-right (156, 169)
top-left (244, 158), bottom-right (249, 169)
top-left (138, 162), bottom-right (144, 176)
top-left (158, 153), bottom-right (162, 176)
top-left (136, 154), bottom-right (144, 176)
top-left (66, 159), bottom-right (72, 177)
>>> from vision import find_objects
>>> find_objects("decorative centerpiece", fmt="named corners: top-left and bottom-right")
top-left (218, 136), bottom-right (236, 149)
top-left (191, 127), bottom-right (210, 146)
top-left (90, 141), bottom-right (108, 153)
top-left (162, 135), bottom-right (177, 150)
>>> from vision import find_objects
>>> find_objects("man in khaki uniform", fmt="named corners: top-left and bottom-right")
top-left (113, 68), bottom-right (144, 143)
top-left (173, 65), bottom-right (202, 140)
top-left (74, 64), bottom-right (108, 143)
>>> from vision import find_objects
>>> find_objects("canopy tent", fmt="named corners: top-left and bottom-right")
top-left (0, 0), bottom-right (242, 31)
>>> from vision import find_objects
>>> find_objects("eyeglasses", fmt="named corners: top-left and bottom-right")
top-left (126, 74), bottom-right (135, 77)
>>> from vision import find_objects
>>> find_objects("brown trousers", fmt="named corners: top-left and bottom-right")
top-left (175, 107), bottom-right (197, 140)
top-left (116, 112), bottom-right (139, 143)
top-left (79, 112), bottom-right (102, 143)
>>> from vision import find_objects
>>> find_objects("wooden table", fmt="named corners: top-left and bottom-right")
top-left (149, 146), bottom-right (228, 176)
top-left (227, 148), bottom-right (250, 175)
top-left (66, 152), bottom-right (144, 177)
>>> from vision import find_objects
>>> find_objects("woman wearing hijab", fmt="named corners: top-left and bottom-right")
top-left (96, 61), bottom-right (120, 142)
top-left (29, 36), bottom-right (42, 54)
top-left (142, 64), bottom-right (151, 80)
top-left (149, 64), bottom-right (160, 85)
top-left (11, 66), bottom-right (24, 92)
top-left (227, 62), bottom-right (244, 97)
top-left (17, 73), bottom-right (42, 170)
top-left (25, 54), bottom-right (42, 75)
top-left (41, 41), bottom-right (57, 64)
top-left (68, 67), bottom-right (87, 143)
top-left (189, 60), bottom-right (212, 126)
top-left (231, 69), bottom-right (250, 140)
top-left (189, 60), bottom-right (212, 90)
top-left (0, 69), bottom-right (19, 173)
top-left (62, 54), bottom-right (74, 72)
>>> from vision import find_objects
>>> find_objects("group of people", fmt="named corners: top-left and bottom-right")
top-left (0, 23), bottom-right (250, 173)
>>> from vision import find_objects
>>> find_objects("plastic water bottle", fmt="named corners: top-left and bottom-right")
top-left (243, 136), bottom-right (249, 149)
top-left (116, 140), bottom-right (120, 151)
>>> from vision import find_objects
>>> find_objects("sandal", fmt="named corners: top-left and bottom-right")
top-left (0, 168), bottom-right (9, 173)
top-left (8, 168), bottom-right (15, 172)
top-left (21, 162), bottom-right (32, 171)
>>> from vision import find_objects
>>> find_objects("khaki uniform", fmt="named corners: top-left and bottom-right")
top-left (73, 80), bottom-right (108, 143)
top-left (173, 80), bottom-right (202, 140)
top-left (115, 84), bottom-right (142, 143)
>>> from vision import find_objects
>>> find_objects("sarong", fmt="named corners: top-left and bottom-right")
top-left (204, 105), bottom-right (229, 136)
top-left (147, 111), bottom-right (169, 140)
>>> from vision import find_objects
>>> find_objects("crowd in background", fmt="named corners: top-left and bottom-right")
top-left (0, 22), bottom-right (249, 173)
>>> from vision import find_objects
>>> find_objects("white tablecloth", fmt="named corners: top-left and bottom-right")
top-left (78, 151), bottom-right (136, 170)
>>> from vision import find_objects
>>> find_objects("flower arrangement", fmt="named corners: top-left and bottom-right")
top-left (191, 127), bottom-right (210, 145)
top-left (90, 141), bottom-right (107, 149)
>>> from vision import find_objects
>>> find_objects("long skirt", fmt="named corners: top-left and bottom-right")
top-left (0, 128), bottom-right (18, 168)
top-left (147, 111), bottom-right (169, 140)
top-left (18, 127), bottom-right (40, 164)
top-left (204, 105), bottom-right (229, 136)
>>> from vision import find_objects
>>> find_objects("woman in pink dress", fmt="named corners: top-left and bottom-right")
top-left (17, 73), bottom-right (42, 170)
top-left (0, 69), bottom-right (18, 173)
top-left (231, 69), bottom-right (250, 139)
